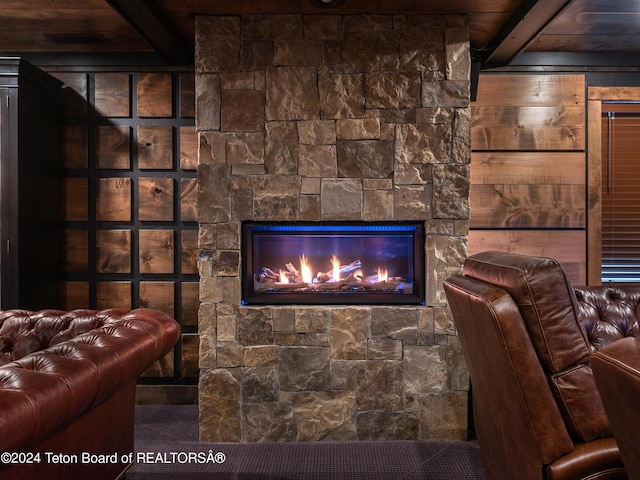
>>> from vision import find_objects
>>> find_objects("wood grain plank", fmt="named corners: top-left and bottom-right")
top-left (96, 230), bottom-right (132, 274)
top-left (137, 72), bottom-right (173, 118)
top-left (471, 152), bottom-right (585, 185)
top-left (181, 230), bottom-right (198, 274)
top-left (587, 99), bottom-right (602, 285)
top-left (96, 125), bottom-right (130, 169)
top-left (138, 125), bottom-right (173, 169)
top-left (97, 282), bottom-right (132, 310)
top-left (94, 73), bottom-right (130, 117)
top-left (468, 229), bottom-right (586, 284)
top-left (471, 106), bottom-right (585, 150)
top-left (96, 178), bottom-right (131, 221)
top-left (139, 230), bottom-right (175, 274)
top-left (181, 282), bottom-right (199, 327)
top-left (181, 334), bottom-right (200, 378)
top-left (61, 230), bottom-right (88, 273)
top-left (140, 281), bottom-right (175, 317)
top-left (470, 184), bottom-right (586, 229)
top-left (60, 126), bottom-right (87, 169)
top-left (139, 177), bottom-right (174, 221)
top-left (473, 74), bottom-right (585, 107)
top-left (179, 73), bottom-right (195, 118)
top-left (180, 178), bottom-right (197, 222)
top-left (59, 282), bottom-right (90, 311)
top-left (62, 178), bottom-right (88, 221)
top-left (180, 126), bottom-right (198, 170)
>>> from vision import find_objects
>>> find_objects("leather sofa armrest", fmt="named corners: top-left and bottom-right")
top-left (592, 337), bottom-right (640, 478)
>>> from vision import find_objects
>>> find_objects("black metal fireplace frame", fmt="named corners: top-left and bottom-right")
top-left (241, 220), bottom-right (425, 306)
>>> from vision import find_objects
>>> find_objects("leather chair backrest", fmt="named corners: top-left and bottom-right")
top-left (461, 251), bottom-right (610, 443)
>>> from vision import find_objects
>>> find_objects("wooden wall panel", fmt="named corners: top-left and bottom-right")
top-left (96, 282), bottom-right (132, 310)
top-left (468, 230), bottom-right (586, 284)
top-left (97, 230), bottom-right (132, 274)
top-left (96, 125), bottom-right (130, 169)
top-left (470, 73), bottom-right (587, 282)
top-left (62, 178), bottom-right (88, 221)
top-left (56, 71), bottom-right (197, 386)
top-left (94, 73), bottom-right (130, 117)
top-left (139, 230), bottom-right (175, 274)
top-left (470, 185), bottom-right (585, 229)
top-left (137, 73), bottom-right (173, 118)
top-left (139, 177), bottom-right (174, 221)
top-left (471, 106), bottom-right (584, 150)
top-left (138, 125), bottom-right (173, 169)
top-left (96, 178), bottom-right (132, 221)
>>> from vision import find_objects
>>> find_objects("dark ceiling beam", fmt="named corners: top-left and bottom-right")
top-left (481, 0), bottom-right (575, 69)
top-left (105, 0), bottom-right (193, 66)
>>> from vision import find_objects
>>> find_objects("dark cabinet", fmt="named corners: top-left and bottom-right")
top-left (0, 58), bottom-right (62, 310)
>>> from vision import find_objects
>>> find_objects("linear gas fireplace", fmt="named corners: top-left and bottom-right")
top-left (241, 221), bottom-right (425, 305)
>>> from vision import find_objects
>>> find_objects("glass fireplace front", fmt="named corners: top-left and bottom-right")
top-left (241, 221), bottom-right (425, 305)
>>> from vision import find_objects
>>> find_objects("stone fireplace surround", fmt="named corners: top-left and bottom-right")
top-left (196, 13), bottom-right (471, 442)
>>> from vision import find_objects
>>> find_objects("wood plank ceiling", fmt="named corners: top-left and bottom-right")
top-left (0, 0), bottom-right (638, 69)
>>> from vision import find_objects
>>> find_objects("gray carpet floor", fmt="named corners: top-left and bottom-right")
top-left (122, 404), bottom-right (485, 480)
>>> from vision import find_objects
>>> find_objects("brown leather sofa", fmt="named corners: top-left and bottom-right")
top-left (0, 307), bottom-right (180, 480)
top-left (444, 251), bottom-right (638, 480)
top-left (592, 337), bottom-right (640, 480)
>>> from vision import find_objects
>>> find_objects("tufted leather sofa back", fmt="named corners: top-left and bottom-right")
top-left (574, 286), bottom-right (640, 351)
top-left (0, 308), bottom-right (151, 365)
top-left (462, 251), bottom-right (611, 444)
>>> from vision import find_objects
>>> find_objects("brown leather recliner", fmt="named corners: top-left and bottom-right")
top-left (592, 337), bottom-right (640, 480)
top-left (444, 251), bottom-right (639, 480)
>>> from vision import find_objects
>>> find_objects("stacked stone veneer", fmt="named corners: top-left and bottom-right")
top-left (196, 13), bottom-right (471, 442)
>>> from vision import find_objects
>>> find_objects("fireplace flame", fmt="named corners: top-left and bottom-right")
top-left (331, 255), bottom-right (340, 282)
top-left (300, 255), bottom-right (313, 284)
top-left (377, 267), bottom-right (388, 282)
top-left (279, 269), bottom-right (288, 284)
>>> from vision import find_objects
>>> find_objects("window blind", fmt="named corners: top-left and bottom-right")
top-left (602, 106), bottom-right (640, 282)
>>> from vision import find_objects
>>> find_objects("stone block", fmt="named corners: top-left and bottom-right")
top-left (221, 90), bottom-right (265, 133)
top-left (446, 28), bottom-right (471, 81)
top-left (294, 391), bottom-right (357, 441)
top-left (242, 366), bottom-right (280, 402)
top-left (195, 17), bottom-right (241, 73)
top-left (275, 39), bottom-right (323, 66)
top-left (343, 32), bottom-right (399, 72)
top-left (216, 342), bottom-right (244, 368)
top-left (395, 124), bottom-right (452, 164)
top-left (336, 118), bottom-right (380, 140)
top-left (242, 14), bottom-right (304, 40)
top-left (329, 360), bottom-right (360, 390)
top-left (198, 132), bottom-right (225, 165)
top-left (367, 338), bottom-right (402, 360)
top-left (298, 145), bottom-right (338, 177)
top-left (356, 360), bottom-right (403, 410)
top-left (422, 80), bottom-right (470, 108)
top-left (432, 164), bottom-right (470, 219)
top-left (303, 15), bottom-right (343, 40)
top-left (265, 121), bottom-right (299, 175)
top-left (320, 179), bottom-right (363, 220)
top-left (330, 308), bottom-right (368, 360)
top-left (394, 163), bottom-right (432, 185)
top-left (356, 411), bottom-right (419, 440)
top-left (241, 40), bottom-right (274, 72)
top-left (337, 140), bottom-right (394, 179)
top-left (273, 307), bottom-right (296, 332)
top-left (226, 132), bottom-right (264, 165)
top-left (365, 72), bottom-right (420, 108)
top-left (253, 175), bottom-right (301, 221)
top-left (199, 369), bottom-right (241, 442)
top-left (297, 120), bottom-right (336, 145)
top-left (280, 346), bottom-right (330, 391)
top-left (199, 276), bottom-right (222, 303)
top-left (318, 73), bottom-right (365, 119)
top-left (243, 402), bottom-right (294, 442)
top-left (237, 307), bottom-right (274, 346)
top-left (214, 250), bottom-right (239, 276)
top-left (266, 66), bottom-right (320, 121)
top-left (363, 190), bottom-right (393, 220)
top-left (404, 346), bottom-right (447, 395)
top-left (419, 392), bottom-right (468, 441)
top-left (394, 184), bottom-right (431, 220)
top-left (196, 74), bottom-right (221, 131)
top-left (295, 308), bottom-right (330, 332)
top-left (197, 164), bottom-right (231, 223)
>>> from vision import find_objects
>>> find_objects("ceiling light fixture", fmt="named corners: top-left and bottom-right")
top-left (310, 0), bottom-right (346, 8)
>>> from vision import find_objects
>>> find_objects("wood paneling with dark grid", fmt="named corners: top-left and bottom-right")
top-left (55, 70), bottom-right (198, 387)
